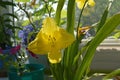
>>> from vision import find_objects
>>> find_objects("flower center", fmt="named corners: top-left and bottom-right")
top-left (48, 35), bottom-right (56, 48)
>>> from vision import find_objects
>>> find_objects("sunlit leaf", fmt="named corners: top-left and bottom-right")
top-left (74, 13), bottom-right (120, 80)
top-left (103, 69), bottom-right (120, 80)
top-left (61, 10), bottom-right (67, 18)
top-left (15, 0), bottom-right (30, 2)
top-left (112, 32), bottom-right (120, 39)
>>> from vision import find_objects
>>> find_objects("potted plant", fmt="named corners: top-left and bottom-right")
top-left (8, 63), bottom-right (44, 80)
top-left (2, 0), bottom-right (119, 80)
top-left (0, 0), bottom-right (45, 80)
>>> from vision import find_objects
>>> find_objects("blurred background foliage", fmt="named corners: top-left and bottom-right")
top-left (78, 0), bottom-right (120, 38)
top-left (14, 0), bottom-right (120, 39)
top-left (80, 0), bottom-right (120, 26)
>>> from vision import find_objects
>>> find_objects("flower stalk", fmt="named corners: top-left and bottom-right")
top-left (76, 0), bottom-right (88, 40)
top-left (17, 3), bottom-right (37, 31)
top-left (55, 0), bottom-right (65, 25)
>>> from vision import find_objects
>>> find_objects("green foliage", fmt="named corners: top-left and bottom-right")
top-left (66, 0), bottom-right (75, 34)
top-left (15, 0), bottom-right (30, 2)
top-left (0, 1), bottom-right (17, 48)
top-left (103, 69), bottom-right (120, 80)
top-left (14, 0), bottom-right (57, 32)
top-left (112, 31), bottom-right (120, 39)
top-left (2, 0), bottom-right (119, 79)
top-left (49, 0), bottom-right (120, 80)
top-left (21, 20), bottom-right (30, 26)
top-left (0, 1), bottom-right (15, 8)
top-left (74, 13), bottom-right (120, 80)
top-left (33, 7), bottom-right (47, 17)
top-left (80, 0), bottom-right (120, 26)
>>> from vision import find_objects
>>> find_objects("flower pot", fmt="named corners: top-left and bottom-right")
top-left (8, 64), bottom-right (44, 80)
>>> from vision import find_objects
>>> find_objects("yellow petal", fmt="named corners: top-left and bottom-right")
top-left (76, 0), bottom-right (79, 2)
top-left (76, 0), bottom-right (95, 9)
top-left (48, 51), bottom-right (62, 63)
top-left (41, 17), bottom-right (75, 50)
top-left (42, 17), bottom-right (59, 35)
top-left (28, 17), bottom-right (75, 57)
top-left (88, 0), bottom-right (95, 7)
top-left (54, 28), bottom-right (75, 49)
top-left (28, 31), bottom-right (50, 54)
top-left (76, 0), bottom-right (86, 9)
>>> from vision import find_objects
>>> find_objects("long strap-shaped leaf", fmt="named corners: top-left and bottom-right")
top-left (66, 0), bottom-right (75, 34)
top-left (103, 69), bottom-right (120, 80)
top-left (96, 0), bottom-right (113, 32)
top-left (74, 13), bottom-right (120, 80)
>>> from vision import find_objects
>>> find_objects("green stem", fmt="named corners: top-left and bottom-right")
top-left (12, 0), bottom-right (16, 46)
top-left (76, 0), bottom-right (88, 40)
top-left (55, 0), bottom-right (65, 25)
top-left (66, 0), bottom-right (75, 34)
top-left (18, 4), bottom-right (37, 31)
top-left (65, 0), bottom-right (75, 67)
top-left (43, 0), bottom-right (51, 17)
top-left (63, 0), bottom-right (75, 80)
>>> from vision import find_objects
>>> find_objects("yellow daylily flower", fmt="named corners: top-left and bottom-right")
top-left (28, 17), bottom-right (75, 63)
top-left (88, 0), bottom-right (95, 7)
top-left (76, 0), bottom-right (95, 9)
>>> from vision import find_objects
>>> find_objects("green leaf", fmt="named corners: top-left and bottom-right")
top-left (63, 0), bottom-right (75, 67)
top-left (61, 10), bottom-right (67, 18)
top-left (0, 1), bottom-right (16, 8)
top-left (112, 32), bottom-right (120, 39)
top-left (66, 0), bottom-right (75, 34)
top-left (15, 0), bottom-right (30, 2)
top-left (74, 13), bottom-right (120, 80)
top-left (96, 7), bottom-right (108, 32)
top-left (62, 0), bottom-right (76, 80)
top-left (103, 69), bottom-right (120, 80)
top-left (3, 13), bottom-right (19, 20)
top-left (97, 0), bottom-right (113, 32)
top-left (22, 20), bottom-right (30, 26)
top-left (5, 24), bottom-right (13, 29)
top-left (4, 18), bottom-right (13, 23)
top-left (72, 40), bottom-right (90, 66)
top-left (13, 26), bottom-right (23, 30)
top-left (33, 7), bottom-right (46, 17)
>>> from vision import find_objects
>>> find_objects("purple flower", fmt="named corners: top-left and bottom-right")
top-left (24, 25), bottom-right (34, 32)
top-left (85, 31), bottom-right (91, 38)
top-left (18, 30), bottom-right (24, 38)
top-left (18, 25), bottom-right (34, 45)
